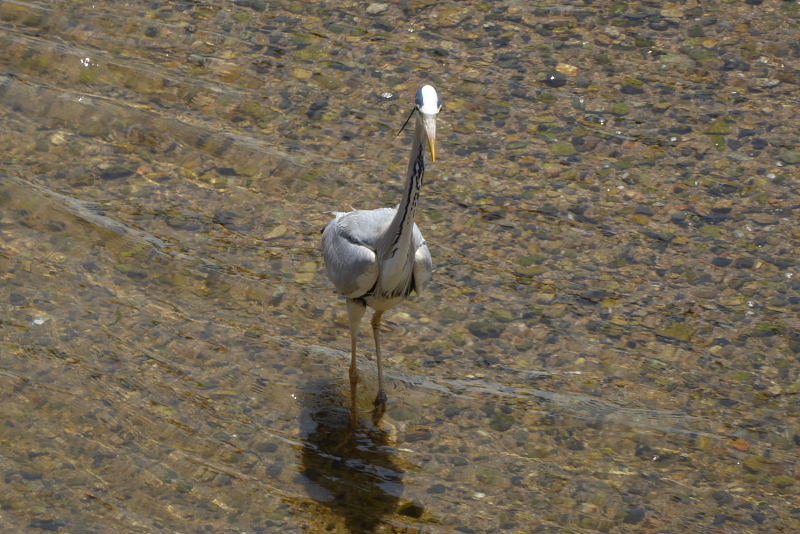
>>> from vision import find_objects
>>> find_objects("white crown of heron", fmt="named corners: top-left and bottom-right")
top-left (416, 85), bottom-right (441, 114)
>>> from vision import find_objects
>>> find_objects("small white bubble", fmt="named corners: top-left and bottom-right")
top-left (766, 173), bottom-right (776, 179)
top-left (786, 272), bottom-right (793, 279)
top-left (381, 92), bottom-right (393, 99)
top-left (32, 317), bottom-right (47, 326)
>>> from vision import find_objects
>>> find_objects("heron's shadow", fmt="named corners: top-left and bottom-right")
top-left (299, 379), bottom-right (403, 533)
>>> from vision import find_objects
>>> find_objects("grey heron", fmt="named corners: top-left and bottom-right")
top-left (321, 85), bottom-right (441, 424)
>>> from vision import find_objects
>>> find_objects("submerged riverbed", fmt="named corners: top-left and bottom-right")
top-left (1, 0), bottom-right (798, 532)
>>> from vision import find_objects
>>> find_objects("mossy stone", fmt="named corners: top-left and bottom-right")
top-left (707, 118), bottom-right (733, 135)
top-left (551, 141), bottom-right (577, 156)
top-left (608, 103), bottom-right (630, 115)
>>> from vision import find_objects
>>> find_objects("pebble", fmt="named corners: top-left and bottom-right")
top-left (551, 141), bottom-right (577, 156)
top-left (233, 0), bottom-right (267, 11)
top-left (49, 132), bottom-right (67, 145)
top-left (366, 3), bottom-right (388, 14)
top-left (467, 320), bottom-right (504, 339)
top-left (404, 427), bottom-right (433, 442)
top-left (773, 476), bottom-right (795, 488)
top-left (292, 68), bottom-right (312, 80)
top-left (779, 150), bottom-right (800, 164)
top-left (707, 118), bottom-right (733, 135)
top-left (742, 455), bottom-right (764, 473)
top-left (621, 78), bottom-right (645, 95)
top-left (541, 72), bottom-right (567, 88)
top-left (711, 490), bottom-right (733, 505)
top-left (623, 506), bottom-right (646, 524)
top-left (427, 484), bottom-right (446, 494)
top-left (556, 63), bottom-right (577, 76)
top-left (265, 224), bottom-right (288, 239)
top-left (750, 213), bottom-right (778, 225)
top-left (397, 502), bottom-right (424, 518)
top-left (656, 323), bottom-right (694, 342)
top-left (608, 103), bottom-right (631, 115)
top-left (100, 166), bottom-right (134, 181)
top-left (489, 412), bottom-right (515, 432)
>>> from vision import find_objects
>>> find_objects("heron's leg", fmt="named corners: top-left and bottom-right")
top-left (346, 299), bottom-right (366, 426)
top-left (371, 310), bottom-right (387, 421)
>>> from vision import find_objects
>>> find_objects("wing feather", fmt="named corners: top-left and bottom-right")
top-left (321, 212), bottom-right (382, 298)
top-left (412, 240), bottom-right (432, 295)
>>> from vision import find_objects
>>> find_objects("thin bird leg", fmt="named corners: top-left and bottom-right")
top-left (346, 299), bottom-right (366, 426)
top-left (349, 332), bottom-right (358, 426)
top-left (371, 310), bottom-right (387, 422)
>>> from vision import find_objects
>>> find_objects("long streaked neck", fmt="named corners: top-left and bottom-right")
top-left (379, 116), bottom-right (426, 259)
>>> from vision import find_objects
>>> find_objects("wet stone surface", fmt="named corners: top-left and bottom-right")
top-left (1, 0), bottom-right (799, 533)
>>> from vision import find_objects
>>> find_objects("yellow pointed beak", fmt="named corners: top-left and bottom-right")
top-left (422, 114), bottom-right (437, 162)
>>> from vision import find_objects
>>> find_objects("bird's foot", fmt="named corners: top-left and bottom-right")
top-left (371, 391), bottom-right (387, 424)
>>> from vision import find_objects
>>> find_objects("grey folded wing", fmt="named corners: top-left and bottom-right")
top-left (412, 239), bottom-right (432, 295)
top-left (321, 216), bottom-right (379, 299)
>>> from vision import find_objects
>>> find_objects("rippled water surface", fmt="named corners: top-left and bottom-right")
top-left (1, 1), bottom-right (799, 532)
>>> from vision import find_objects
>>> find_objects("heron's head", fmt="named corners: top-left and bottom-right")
top-left (398, 85), bottom-right (441, 161)
top-left (415, 85), bottom-right (441, 161)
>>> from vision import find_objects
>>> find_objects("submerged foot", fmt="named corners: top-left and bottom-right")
top-left (371, 391), bottom-right (387, 424)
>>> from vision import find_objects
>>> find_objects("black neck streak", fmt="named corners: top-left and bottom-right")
top-left (390, 140), bottom-right (425, 254)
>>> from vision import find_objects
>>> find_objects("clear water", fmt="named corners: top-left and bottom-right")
top-left (1, 1), bottom-right (798, 532)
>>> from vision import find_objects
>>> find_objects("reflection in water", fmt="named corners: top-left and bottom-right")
top-left (299, 380), bottom-right (402, 533)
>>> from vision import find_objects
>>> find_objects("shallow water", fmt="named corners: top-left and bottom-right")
top-left (1, 0), bottom-right (799, 532)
